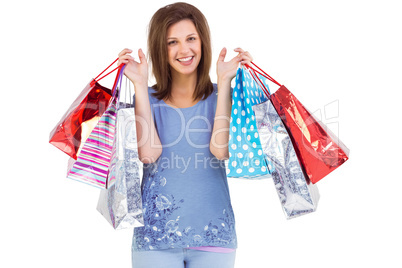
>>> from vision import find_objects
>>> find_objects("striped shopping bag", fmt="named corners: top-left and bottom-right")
top-left (67, 66), bottom-right (125, 189)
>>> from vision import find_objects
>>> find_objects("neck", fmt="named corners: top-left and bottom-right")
top-left (170, 70), bottom-right (198, 99)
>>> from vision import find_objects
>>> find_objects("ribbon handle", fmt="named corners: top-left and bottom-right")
top-left (111, 64), bottom-right (126, 98)
top-left (244, 62), bottom-right (282, 98)
top-left (89, 57), bottom-right (125, 94)
top-left (94, 58), bottom-right (124, 82)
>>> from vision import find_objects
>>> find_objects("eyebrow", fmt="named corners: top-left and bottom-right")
top-left (167, 33), bottom-right (197, 40)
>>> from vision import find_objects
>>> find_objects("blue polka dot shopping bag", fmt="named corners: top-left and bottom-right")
top-left (227, 66), bottom-right (274, 178)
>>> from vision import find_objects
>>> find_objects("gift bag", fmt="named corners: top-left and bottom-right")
top-left (253, 100), bottom-right (319, 219)
top-left (246, 63), bottom-right (349, 184)
top-left (97, 80), bottom-right (144, 229)
top-left (49, 59), bottom-right (121, 160)
top-left (67, 65), bottom-right (125, 189)
top-left (227, 67), bottom-right (274, 179)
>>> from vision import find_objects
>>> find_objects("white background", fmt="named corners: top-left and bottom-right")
top-left (1, 0), bottom-right (401, 267)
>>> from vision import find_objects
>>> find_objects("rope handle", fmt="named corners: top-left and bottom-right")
top-left (244, 62), bottom-right (282, 98)
top-left (245, 62), bottom-right (282, 87)
top-left (89, 58), bottom-right (125, 94)
top-left (111, 64), bottom-right (126, 98)
top-left (94, 58), bottom-right (124, 82)
top-left (124, 76), bottom-right (133, 105)
top-left (248, 66), bottom-right (271, 97)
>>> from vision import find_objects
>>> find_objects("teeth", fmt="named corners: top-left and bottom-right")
top-left (178, 57), bottom-right (193, 62)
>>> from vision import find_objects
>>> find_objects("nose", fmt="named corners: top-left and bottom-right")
top-left (178, 42), bottom-right (190, 55)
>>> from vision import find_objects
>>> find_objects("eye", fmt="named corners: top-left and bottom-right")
top-left (188, 37), bottom-right (196, 41)
top-left (168, 40), bottom-right (177, 46)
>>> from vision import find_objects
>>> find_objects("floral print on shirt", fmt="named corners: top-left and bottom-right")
top-left (133, 164), bottom-right (237, 251)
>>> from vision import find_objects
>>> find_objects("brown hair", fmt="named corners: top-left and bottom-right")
top-left (148, 2), bottom-right (213, 101)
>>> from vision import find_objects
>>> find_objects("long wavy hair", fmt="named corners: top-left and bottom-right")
top-left (148, 2), bottom-right (213, 101)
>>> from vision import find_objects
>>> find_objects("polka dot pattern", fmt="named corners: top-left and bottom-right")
top-left (227, 67), bottom-right (273, 178)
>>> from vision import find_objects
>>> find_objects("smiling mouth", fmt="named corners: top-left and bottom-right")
top-left (177, 56), bottom-right (194, 62)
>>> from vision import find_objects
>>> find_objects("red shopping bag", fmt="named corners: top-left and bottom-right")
top-left (245, 63), bottom-right (349, 184)
top-left (49, 59), bottom-right (122, 160)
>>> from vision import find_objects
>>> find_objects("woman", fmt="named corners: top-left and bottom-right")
top-left (118, 3), bottom-right (253, 268)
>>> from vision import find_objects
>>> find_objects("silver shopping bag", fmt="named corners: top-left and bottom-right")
top-left (253, 100), bottom-right (320, 219)
top-left (96, 95), bottom-right (144, 229)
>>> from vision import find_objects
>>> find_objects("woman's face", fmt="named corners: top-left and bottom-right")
top-left (166, 19), bottom-right (202, 78)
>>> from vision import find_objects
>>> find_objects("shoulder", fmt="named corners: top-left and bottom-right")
top-left (212, 83), bottom-right (218, 94)
top-left (147, 87), bottom-right (160, 105)
top-left (205, 83), bottom-right (218, 104)
top-left (209, 83), bottom-right (218, 98)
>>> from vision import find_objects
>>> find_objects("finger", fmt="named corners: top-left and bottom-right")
top-left (118, 55), bottom-right (135, 65)
top-left (118, 48), bottom-right (133, 66)
top-left (230, 54), bottom-right (242, 64)
top-left (118, 48), bottom-right (133, 57)
top-left (239, 54), bottom-right (253, 64)
top-left (119, 55), bottom-right (135, 61)
top-left (234, 48), bottom-right (253, 59)
top-left (138, 48), bottom-right (146, 64)
top-left (240, 59), bottom-right (252, 65)
top-left (240, 57), bottom-right (252, 65)
top-left (243, 51), bottom-right (253, 62)
top-left (234, 47), bottom-right (245, 54)
top-left (237, 51), bottom-right (253, 65)
top-left (218, 47), bottom-right (227, 62)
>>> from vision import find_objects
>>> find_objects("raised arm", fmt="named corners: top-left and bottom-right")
top-left (118, 48), bottom-right (162, 163)
top-left (210, 48), bottom-right (253, 160)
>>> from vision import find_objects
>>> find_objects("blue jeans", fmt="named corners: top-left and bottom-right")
top-left (132, 248), bottom-right (236, 268)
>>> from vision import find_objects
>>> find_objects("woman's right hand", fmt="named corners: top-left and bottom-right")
top-left (118, 48), bottom-right (148, 89)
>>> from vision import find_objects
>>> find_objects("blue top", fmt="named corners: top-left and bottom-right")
top-left (132, 85), bottom-right (237, 251)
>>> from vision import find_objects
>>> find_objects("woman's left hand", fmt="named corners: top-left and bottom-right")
top-left (212, 48), bottom-right (253, 160)
top-left (216, 47), bottom-right (253, 83)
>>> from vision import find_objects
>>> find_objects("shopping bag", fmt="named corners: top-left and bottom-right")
top-left (97, 81), bottom-right (144, 229)
top-left (49, 59), bottom-right (121, 160)
top-left (226, 67), bottom-right (274, 179)
top-left (67, 65), bottom-right (125, 189)
top-left (253, 100), bottom-right (319, 219)
top-left (245, 63), bottom-right (349, 184)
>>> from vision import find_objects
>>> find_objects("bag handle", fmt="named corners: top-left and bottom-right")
top-left (247, 66), bottom-right (271, 97)
top-left (94, 58), bottom-right (122, 82)
top-left (112, 64), bottom-right (126, 98)
top-left (124, 76), bottom-right (133, 105)
top-left (244, 62), bottom-right (282, 97)
top-left (246, 62), bottom-right (282, 87)
top-left (89, 58), bottom-right (124, 90)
